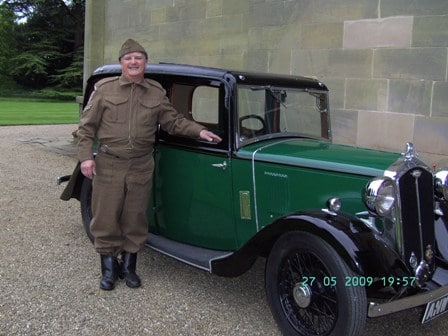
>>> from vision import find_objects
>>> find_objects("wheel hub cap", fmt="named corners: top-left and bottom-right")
top-left (293, 283), bottom-right (312, 308)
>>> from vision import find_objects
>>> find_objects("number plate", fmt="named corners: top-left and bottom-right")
top-left (422, 293), bottom-right (448, 323)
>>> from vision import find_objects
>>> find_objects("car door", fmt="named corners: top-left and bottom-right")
top-left (151, 80), bottom-right (237, 251)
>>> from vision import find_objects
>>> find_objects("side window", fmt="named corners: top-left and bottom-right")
top-left (238, 87), bottom-right (265, 119)
top-left (170, 83), bottom-right (194, 120)
top-left (238, 87), bottom-right (267, 141)
top-left (165, 81), bottom-right (227, 149)
top-left (191, 86), bottom-right (219, 125)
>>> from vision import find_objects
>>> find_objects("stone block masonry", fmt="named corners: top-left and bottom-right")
top-left (84, 0), bottom-right (448, 162)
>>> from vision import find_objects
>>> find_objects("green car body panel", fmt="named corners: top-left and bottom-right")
top-left (151, 138), bottom-right (400, 251)
top-left (151, 145), bottom-right (236, 250)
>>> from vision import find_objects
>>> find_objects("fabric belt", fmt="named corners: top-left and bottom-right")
top-left (99, 144), bottom-right (153, 159)
top-left (99, 144), bottom-right (120, 158)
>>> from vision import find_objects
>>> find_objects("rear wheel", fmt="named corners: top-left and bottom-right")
top-left (80, 177), bottom-right (94, 243)
top-left (265, 231), bottom-right (367, 336)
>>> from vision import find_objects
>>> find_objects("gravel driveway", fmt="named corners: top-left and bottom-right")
top-left (0, 124), bottom-right (447, 336)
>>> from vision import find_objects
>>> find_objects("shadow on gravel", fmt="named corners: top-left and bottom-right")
top-left (18, 135), bottom-right (77, 158)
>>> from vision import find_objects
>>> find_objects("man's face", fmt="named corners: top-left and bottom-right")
top-left (120, 52), bottom-right (146, 82)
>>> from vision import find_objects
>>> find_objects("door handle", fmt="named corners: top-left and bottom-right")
top-left (211, 161), bottom-right (227, 170)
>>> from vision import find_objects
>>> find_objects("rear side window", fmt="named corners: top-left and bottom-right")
top-left (191, 86), bottom-right (219, 124)
top-left (160, 80), bottom-right (228, 150)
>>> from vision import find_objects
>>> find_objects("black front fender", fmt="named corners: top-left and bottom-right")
top-left (212, 210), bottom-right (407, 278)
top-left (280, 211), bottom-right (408, 277)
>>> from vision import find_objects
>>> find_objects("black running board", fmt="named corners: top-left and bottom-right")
top-left (145, 233), bottom-right (233, 273)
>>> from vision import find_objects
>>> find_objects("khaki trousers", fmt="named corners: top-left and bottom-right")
top-left (90, 151), bottom-right (154, 256)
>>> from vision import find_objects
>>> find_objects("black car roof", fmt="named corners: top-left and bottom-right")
top-left (92, 63), bottom-right (328, 91)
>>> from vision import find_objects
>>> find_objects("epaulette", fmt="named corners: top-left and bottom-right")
top-left (95, 76), bottom-right (120, 89)
top-left (146, 78), bottom-right (165, 93)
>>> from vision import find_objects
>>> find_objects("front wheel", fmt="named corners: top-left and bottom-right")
top-left (80, 177), bottom-right (94, 243)
top-left (265, 231), bottom-right (367, 336)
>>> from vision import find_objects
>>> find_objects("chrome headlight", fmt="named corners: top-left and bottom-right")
top-left (363, 177), bottom-right (396, 216)
top-left (435, 169), bottom-right (448, 199)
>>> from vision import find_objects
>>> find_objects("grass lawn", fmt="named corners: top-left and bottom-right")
top-left (0, 97), bottom-right (80, 125)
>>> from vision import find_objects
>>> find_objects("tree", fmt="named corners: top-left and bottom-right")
top-left (0, 4), bottom-right (18, 87)
top-left (1, 0), bottom-right (85, 92)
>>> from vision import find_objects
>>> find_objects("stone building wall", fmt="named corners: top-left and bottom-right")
top-left (84, 0), bottom-right (448, 163)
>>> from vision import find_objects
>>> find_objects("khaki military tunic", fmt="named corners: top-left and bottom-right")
top-left (78, 75), bottom-right (204, 255)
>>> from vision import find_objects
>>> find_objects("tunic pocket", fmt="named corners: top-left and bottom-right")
top-left (103, 96), bottom-right (129, 123)
top-left (139, 98), bottom-right (160, 125)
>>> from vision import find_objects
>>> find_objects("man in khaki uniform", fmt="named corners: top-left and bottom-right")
top-left (78, 39), bottom-right (221, 290)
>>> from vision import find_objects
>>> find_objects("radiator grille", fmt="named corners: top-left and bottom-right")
top-left (398, 167), bottom-right (435, 267)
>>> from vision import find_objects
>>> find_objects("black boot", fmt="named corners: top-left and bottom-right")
top-left (100, 255), bottom-right (119, 290)
top-left (120, 252), bottom-right (141, 288)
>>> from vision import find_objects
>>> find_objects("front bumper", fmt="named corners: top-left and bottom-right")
top-left (368, 284), bottom-right (448, 317)
top-left (368, 268), bottom-right (448, 318)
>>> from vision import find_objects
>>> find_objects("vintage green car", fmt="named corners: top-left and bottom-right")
top-left (60, 63), bottom-right (448, 336)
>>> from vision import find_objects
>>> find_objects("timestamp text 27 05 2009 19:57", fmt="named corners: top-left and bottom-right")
top-left (300, 276), bottom-right (417, 287)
